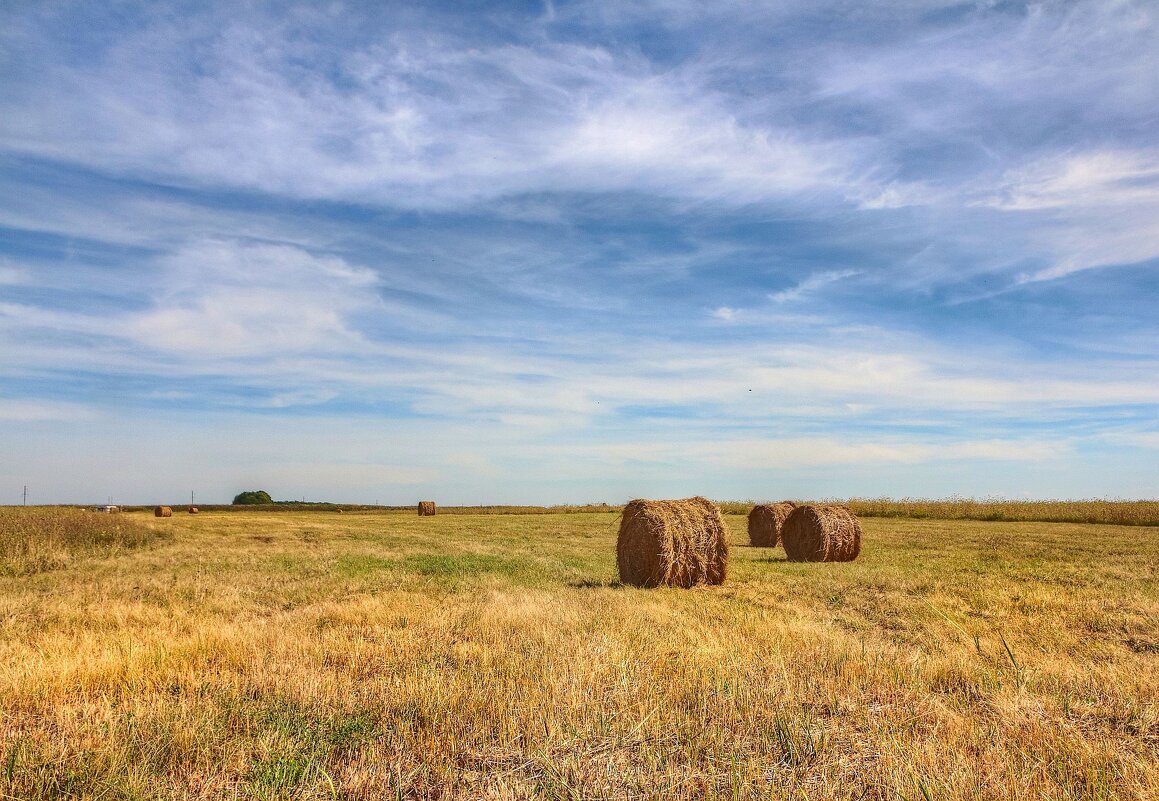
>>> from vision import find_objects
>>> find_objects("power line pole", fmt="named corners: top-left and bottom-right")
top-left (23, 485), bottom-right (27, 506)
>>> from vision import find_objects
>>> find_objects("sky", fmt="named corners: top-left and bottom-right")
top-left (2, 0), bottom-right (1159, 505)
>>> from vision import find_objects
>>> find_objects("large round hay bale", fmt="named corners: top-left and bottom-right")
top-left (154, 506), bottom-right (173, 518)
top-left (781, 504), bottom-right (861, 562)
top-left (417, 501), bottom-right (436, 516)
top-left (747, 501), bottom-right (796, 547)
top-left (617, 497), bottom-right (728, 588)
top-left (188, 506), bottom-right (198, 514)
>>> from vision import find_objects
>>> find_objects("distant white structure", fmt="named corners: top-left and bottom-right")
top-left (94, 505), bottom-right (120, 513)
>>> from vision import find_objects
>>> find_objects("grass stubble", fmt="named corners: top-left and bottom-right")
top-left (0, 508), bottom-right (1156, 799)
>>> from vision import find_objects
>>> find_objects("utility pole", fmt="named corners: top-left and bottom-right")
top-left (23, 485), bottom-right (27, 506)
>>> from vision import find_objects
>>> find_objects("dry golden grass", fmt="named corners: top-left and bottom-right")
top-left (846, 498), bottom-right (1159, 527)
top-left (0, 506), bottom-right (166, 575)
top-left (0, 509), bottom-right (1156, 799)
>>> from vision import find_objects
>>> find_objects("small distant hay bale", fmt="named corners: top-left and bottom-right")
top-left (417, 501), bottom-right (436, 516)
top-left (781, 504), bottom-right (861, 562)
top-left (617, 497), bottom-right (728, 588)
top-left (154, 506), bottom-right (173, 518)
top-left (188, 506), bottom-right (198, 514)
top-left (747, 501), bottom-right (796, 547)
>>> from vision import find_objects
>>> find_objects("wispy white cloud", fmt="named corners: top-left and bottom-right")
top-left (550, 81), bottom-right (847, 201)
top-left (974, 150), bottom-right (1159, 282)
top-left (7, 281), bottom-right (1159, 424)
top-left (0, 398), bottom-right (97, 422)
top-left (802, 0), bottom-right (1159, 283)
top-left (769, 269), bottom-right (860, 304)
top-left (0, 12), bottom-right (850, 208)
top-left (0, 239), bottom-right (386, 361)
top-left (128, 241), bottom-right (380, 358)
top-left (592, 435), bottom-right (1067, 469)
top-left (0, 262), bottom-right (26, 285)
top-left (985, 151), bottom-right (1159, 212)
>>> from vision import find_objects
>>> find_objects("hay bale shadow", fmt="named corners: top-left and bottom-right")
top-left (567, 578), bottom-right (624, 589)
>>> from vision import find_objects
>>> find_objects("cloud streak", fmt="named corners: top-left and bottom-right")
top-left (0, 9), bottom-right (851, 209)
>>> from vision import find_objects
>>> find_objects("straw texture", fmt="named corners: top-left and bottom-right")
top-left (617, 497), bottom-right (728, 588)
top-left (747, 501), bottom-right (796, 547)
top-left (781, 504), bottom-right (861, 562)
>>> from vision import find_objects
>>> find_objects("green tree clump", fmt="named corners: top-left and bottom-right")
top-left (232, 490), bottom-right (274, 505)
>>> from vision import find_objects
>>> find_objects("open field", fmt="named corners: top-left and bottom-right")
top-left (111, 500), bottom-right (1159, 527)
top-left (1, 509), bottom-right (1157, 799)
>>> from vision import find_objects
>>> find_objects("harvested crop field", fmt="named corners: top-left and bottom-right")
top-left (1, 509), bottom-right (1157, 799)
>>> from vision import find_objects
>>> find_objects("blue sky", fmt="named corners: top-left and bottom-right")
top-left (2, 0), bottom-right (1159, 504)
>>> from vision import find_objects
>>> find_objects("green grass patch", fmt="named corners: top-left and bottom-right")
top-left (334, 553), bottom-right (398, 577)
top-left (401, 553), bottom-right (530, 580)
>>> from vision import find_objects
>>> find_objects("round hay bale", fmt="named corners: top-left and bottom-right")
top-left (154, 506), bottom-right (173, 518)
top-left (747, 501), bottom-right (796, 547)
top-left (188, 506), bottom-right (198, 514)
top-left (781, 504), bottom-right (861, 562)
top-left (417, 501), bottom-right (436, 516)
top-left (617, 497), bottom-right (728, 588)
